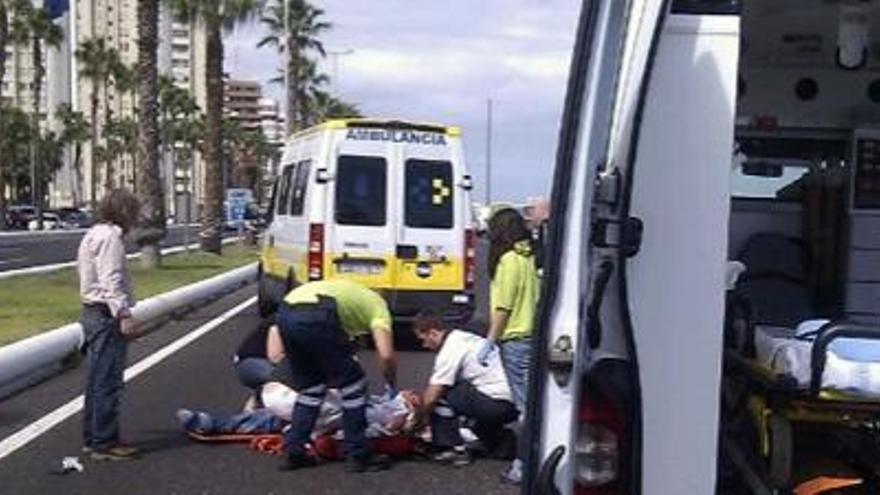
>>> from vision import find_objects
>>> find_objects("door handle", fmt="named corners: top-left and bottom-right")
top-left (536, 446), bottom-right (565, 495)
top-left (396, 245), bottom-right (418, 260)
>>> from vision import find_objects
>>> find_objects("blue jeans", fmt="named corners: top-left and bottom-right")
top-left (188, 409), bottom-right (285, 435)
top-left (277, 299), bottom-right (368, 458)
top-left (500, 337), bottom-right (532, 416)
top-left (80, 304), bottom-right (128, 449)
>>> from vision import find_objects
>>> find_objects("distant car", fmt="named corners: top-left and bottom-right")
top-left (8, 205), bottom-right (37, 230)
top-left (28, 212), bottom-right (63, 231)
top-left (56, 207), bottom-right (93, 229)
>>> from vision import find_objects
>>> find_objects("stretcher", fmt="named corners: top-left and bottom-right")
top-left (722, 233), bottom-right (880, 490)
top-left (724, 318), bottom-right (880, 490)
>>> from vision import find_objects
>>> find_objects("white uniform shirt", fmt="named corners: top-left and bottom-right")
top-left (429, 330), bottom-right (512, 402)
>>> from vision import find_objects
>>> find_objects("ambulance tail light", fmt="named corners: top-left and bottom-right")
top-left (308, 223), bottom-right (324, 281)
top-left (574, 360), bottom-right (634, 495)
top-left (464, 228), bottom-right (476, 290)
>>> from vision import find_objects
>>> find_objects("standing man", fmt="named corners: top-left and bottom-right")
top-left (276, 279), bottom-right (397, 473)
top-left (77, 188), bottom-right (142, 460)
top-left (409, 311), bottom-right (518, 466)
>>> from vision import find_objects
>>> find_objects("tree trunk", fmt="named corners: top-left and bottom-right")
top-left (32, 36), bottom-right (43, 229)
top-left (200, 23), bottom-right (224, 254)
top-left (90, 90), bottom-right (99, 209)
top-left (133, 0), bottom-right (165, 269)
top-left (73, 142), bottom-right (83, 206)
top-left (286, 36), bottom-right (298, 132)
top-left (0, 1), bottom-right (9, 230)
top-left (103, 81), bottom-right (113, 190)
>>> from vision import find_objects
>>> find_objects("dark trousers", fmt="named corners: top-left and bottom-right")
top-left (80, 304), bottom-right (128, 449)
top-left (431, 381), bottom-right (519, 455)
top-left (277, 299), bottom-right (368, 458)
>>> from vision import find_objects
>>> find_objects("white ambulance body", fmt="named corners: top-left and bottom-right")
top-left (527, 0), bottom-right (880, 494)
top-left (259, 119), bottom-right (475, 322)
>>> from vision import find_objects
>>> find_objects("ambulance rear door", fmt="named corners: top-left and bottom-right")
top-left (324, 129), bottom-right (398, 288)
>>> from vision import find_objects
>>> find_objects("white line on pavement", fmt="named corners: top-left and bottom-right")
top-left (0, 296), bottom-right (256, 462)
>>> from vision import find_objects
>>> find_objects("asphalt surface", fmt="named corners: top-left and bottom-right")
top-left (0, 282), bottom-right (513, 494)
top-left (0, 225), bottom-right (211, 272)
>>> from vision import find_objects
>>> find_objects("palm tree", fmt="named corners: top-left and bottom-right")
top-left (76, 37), bottom-right (117, 207)
top-left (11, 0), bottom-right (63, 225)
top-left (0, 1), bottom-right (10, 229)
top-left (56, 103), bottom-right (91, 207)
top-left (166, 0), bottom-right (262, 254)
top-left (308, 89), bottom-right (361, 124)
top-left (258, 0), bottom-right (330, 132)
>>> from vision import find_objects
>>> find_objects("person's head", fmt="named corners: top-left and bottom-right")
top-left (413, 310), bottom-right (448, 351)
top-left (488, 207), bottom-right (532, 279)
top-left (97, 188), bottom-right (140, 233)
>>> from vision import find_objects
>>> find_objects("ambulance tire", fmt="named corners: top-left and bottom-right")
top-left (767, 414), bottom-right (793, 489)
top-left (257, 265), bottom-right (273, 318)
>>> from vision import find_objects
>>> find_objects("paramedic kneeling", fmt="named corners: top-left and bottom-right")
top-left (276, 279), bottom-right (397, 473)
top-left (410, 311), bottom-right (518, 466)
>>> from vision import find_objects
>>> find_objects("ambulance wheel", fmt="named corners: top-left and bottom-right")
top-left (767, 414), bottom-right (793, 489)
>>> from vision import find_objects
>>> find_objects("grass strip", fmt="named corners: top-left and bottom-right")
top-left (0, 244), bottom-right (258, 346)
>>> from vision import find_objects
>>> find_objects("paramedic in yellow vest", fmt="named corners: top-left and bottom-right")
top-left (276, 279), bottom-right (396, 473)
top-left (478, 207), bottom-right (540, 484)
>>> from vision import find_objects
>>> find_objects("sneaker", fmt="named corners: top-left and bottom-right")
top-left (500, 458), bottom-right (523, 484)
top-left (432, 446), bottom-right (472, 467)
top-left (345, 452), bottom-right (392, 473)
top-left (278, 451), bottom-right (320, 472)
top-left (176, 408), bottom-right (212, 434)
top-left (89, 445), bottom-right (140, 461)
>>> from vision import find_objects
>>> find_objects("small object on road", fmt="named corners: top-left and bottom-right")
top-left (51, 456), bottom-right (84, 475)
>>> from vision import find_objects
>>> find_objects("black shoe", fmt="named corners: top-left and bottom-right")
top-left (345, 453), bottom-right (392, 473)
top-left (278, 451), bottom-right (319, 472)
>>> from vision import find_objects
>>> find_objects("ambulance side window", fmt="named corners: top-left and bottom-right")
top-left (405, 159), bottom-right (453, 229)
top-left (335, 155), bottom-right (387, 226)
top-left (290, 160), bottom-right (311, 216)
top-left (276, 165), bottom-right (295, 216)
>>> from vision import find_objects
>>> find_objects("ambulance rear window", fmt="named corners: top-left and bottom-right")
top-left (335, 155), bottom-right (387, 226)
top-left (405, 159), bottom-right (453, 229)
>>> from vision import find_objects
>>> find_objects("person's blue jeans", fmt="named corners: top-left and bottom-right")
top-left (80, 304), bottom-right (128, 449)
top-left (186, 409), bottom-right (285, 435)
top-left (500, 337), bottom-right (532, 416)
top-left (277, 299), bottom-right (368, 458)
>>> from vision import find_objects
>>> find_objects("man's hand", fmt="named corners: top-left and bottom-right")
top-left (476, 339), bottom-right (497, 366)
top-left (119, 316), bottom-right (139, 339)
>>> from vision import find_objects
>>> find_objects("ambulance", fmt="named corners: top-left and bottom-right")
top-left (258, 118), bottom-right (476, 323)
top-left (526, 0), bottom-right (880, 494)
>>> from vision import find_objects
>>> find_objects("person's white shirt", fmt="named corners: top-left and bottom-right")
top-left (429, 329), bottom-right (512, 402)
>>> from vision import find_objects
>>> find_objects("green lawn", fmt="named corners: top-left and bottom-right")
top-left (0, 244), bottom-right (258, 346)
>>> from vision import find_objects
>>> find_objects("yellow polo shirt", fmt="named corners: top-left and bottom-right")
top-left (284, 279), bottom-right (392, 339)
top-left (490, 241), bottom-right (540, 341)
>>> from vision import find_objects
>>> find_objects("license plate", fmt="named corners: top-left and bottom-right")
top-left (337, 262), bottom-right (383, 275)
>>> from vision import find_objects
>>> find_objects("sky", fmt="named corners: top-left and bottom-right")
top-left (225, 0), bottom-right (581, 204)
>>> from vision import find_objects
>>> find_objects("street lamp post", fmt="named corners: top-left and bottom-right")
top-left (327, 48), bottom-right (354, 96)
top-left (485, 98), bottom-right (493, 206)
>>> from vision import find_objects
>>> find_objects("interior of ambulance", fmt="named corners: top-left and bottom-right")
top-left (720, 0), bottom-right (880, 491)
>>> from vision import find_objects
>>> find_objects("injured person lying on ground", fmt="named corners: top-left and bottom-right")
top-left (176, 381), bottom-right (423, 459)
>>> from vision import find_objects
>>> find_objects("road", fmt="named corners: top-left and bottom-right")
top-left (0, 225), bottom-right (211, 272)
top-left (0, 282), bottom-right (514, 494)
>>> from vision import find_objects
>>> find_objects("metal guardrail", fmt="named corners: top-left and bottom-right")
top-left (0, 262), bottom-right (257, 398)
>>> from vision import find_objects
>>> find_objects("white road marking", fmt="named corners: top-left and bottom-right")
top-left (0, 296), bottom-right (256, 461)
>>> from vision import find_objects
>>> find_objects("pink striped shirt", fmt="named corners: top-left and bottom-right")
top-left (77, 223), bottom-right (134, 318)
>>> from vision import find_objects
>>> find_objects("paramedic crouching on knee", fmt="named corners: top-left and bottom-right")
top-left (276, 279), bottom-right (397, 473)
top-left (409, 311), bottom-right (518, 465)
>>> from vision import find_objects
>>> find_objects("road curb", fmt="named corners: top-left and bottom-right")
top-left (0, 262), bottom-right (257, 399)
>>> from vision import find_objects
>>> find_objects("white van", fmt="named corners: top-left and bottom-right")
top-left (525, 1), bottom-right (880, 494)
top-left (258, 118), bottom-right (475, 323)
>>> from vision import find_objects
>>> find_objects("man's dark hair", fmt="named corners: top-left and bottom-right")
top-left (413, 310), bottom-right (446, 335)
top-left (97, 188), bottom-right (140, 232)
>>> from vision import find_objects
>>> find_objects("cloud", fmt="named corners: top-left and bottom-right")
top-left (226, 0), bottom-right (580, 202)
